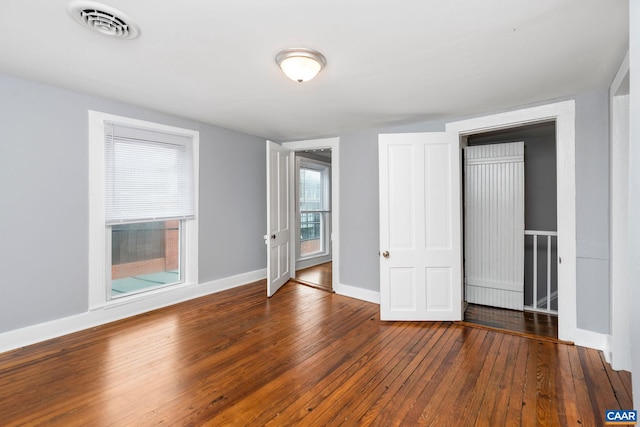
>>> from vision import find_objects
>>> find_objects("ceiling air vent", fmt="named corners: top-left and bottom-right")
top-left (67, 1), bottom-right (140, 39)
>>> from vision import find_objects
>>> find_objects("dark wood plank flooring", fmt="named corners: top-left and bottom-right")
top-left (0, 281), bottom-right (632, 426)
top-left (462, 303), bottom-right (559, 341)
top-left (291, 261), bottom-right (332, 292)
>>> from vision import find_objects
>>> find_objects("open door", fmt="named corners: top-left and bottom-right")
top-left (265, 140), bottom-right (291, 297)
top-left (379, 132), bottom-right (462, 321)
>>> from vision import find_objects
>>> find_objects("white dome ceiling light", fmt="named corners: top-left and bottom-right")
top-left (275, 48), bottom-right (326, 83)
top-left (67, 1), bottom-right (140, 39)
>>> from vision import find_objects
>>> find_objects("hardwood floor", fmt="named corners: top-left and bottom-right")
top-left (291, 261), bottom-right (332, 292)
top-left (0, 281), bottom-right (632, 426)
top-left (461, 303), bottom-right (559, 342)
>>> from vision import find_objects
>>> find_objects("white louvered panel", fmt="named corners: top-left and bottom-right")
top-left (464, 142), bottom-right (525, 310)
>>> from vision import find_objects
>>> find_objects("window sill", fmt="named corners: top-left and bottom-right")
top-left (94, 280), bottom-right (197, 311)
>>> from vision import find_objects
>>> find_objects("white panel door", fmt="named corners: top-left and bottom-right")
top-left (464, 142), bottom-right (525, 310)
top-left (379, 132), bottom-right (462, 321)
top-left (266, 140), bottom-right (291, 297)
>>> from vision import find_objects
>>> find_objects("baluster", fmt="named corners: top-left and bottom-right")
top-left (533, 234), bottom-right (538, 309)
top-left (547, 235), bottom-right (552, 310)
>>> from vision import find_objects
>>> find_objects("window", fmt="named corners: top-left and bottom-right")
top-left (110, 220), bottom-right (181, 297)
top-left (89, 111), bottom-right (199, 307)
top-left (297, 157), bottom-right (330, 259)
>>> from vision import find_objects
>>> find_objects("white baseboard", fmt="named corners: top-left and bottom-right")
top-left (605, 334), bottom-right (614, 366)
top-left (570, 328), bottom-right (610, 360)
top-left (0, 269), bottom-right (266, 354)
top-left (334, 283), bottom-right (380, 304)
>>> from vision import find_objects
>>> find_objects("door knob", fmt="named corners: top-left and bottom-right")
top-left (271, 234), bottom-right (276, 240)
top-left (382, 251), bottom-right (390, 258)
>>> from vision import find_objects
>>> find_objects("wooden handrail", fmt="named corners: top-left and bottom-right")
top-left (524, 229), bottom-right (558, 236)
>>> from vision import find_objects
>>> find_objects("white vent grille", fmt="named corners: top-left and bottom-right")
top-left (67, 1), bottom-right (139, 39)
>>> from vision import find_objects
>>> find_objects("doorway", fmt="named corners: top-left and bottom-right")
top-left (446, 100), bottom-right (576, 343)
top-left (292, 150), bottom-right (333, 292)
top-left (281, 137), bottom-right (341, 295)
top-left (378, 101), bottom-right (576, 340)
top-left (462, 122), bottom-right (558, 339)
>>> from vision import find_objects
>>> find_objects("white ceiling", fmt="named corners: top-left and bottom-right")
top-left (0, 1), bottom-right (628, 141)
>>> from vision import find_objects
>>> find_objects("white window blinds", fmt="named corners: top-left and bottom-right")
top-left (105, 122), bottom-right (195, 224)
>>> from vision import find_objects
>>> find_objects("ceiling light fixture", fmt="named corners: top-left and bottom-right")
top-left (275, 48), bottom-right (326, 83)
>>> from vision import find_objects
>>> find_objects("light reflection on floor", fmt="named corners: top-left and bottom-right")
top-left (98, 315), bottom-right (181, 423)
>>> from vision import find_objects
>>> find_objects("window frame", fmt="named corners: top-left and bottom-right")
top-left (295, 156), bottom-right (331, 261)
top-left (89, 111), bottom-right (199, 309)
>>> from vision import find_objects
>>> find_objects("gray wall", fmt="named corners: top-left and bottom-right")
top-left (198, 124), bottom-right (266, 281)
top-left (0, 70), bottom-right (613, 339)
top-left (0, 73), bottom-right (266, 333)
top-left (338, 92), bottom-right (611, 335)
top-left (339, 128), bottom-right (384, 291)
